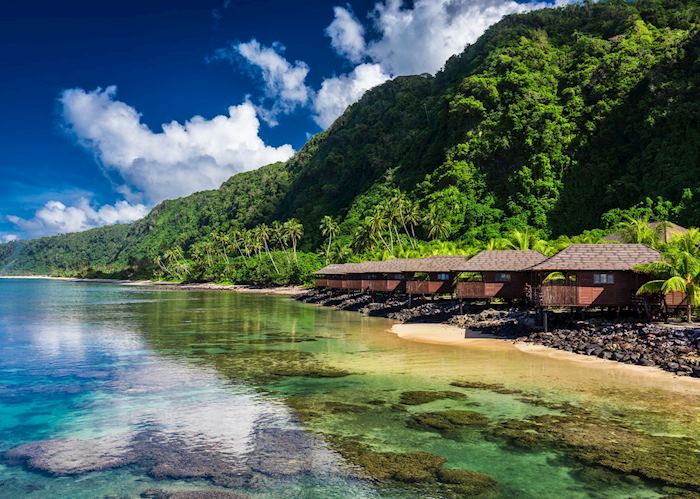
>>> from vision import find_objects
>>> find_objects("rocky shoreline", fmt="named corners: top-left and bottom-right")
top-left (297, 289), bottom-right (700, 378)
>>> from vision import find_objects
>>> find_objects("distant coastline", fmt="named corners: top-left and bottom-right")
top-left (0, 276), bottom-right (304, 295)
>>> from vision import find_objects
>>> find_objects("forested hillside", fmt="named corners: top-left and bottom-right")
top-left (2, 0), bottom-right (699, 279)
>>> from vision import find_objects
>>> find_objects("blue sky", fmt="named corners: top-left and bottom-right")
top-left (0, 0), bottom-right (566, 241)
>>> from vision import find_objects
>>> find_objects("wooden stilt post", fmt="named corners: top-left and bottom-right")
top-left (543, 309), bottom-right (548, 333)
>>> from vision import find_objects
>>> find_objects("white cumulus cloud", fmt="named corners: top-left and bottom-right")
top-left (325, 6), bottom-right (366, 63)
top-left (7, 198), bottom-right (148, 238)
top-left (1, 234), bottom-right (18, 243)
top-left (60, 86), bottom-right (295, 203)
top-left (313, 63), bottom-right (390, 128)
top-left (327, 0), bottom-right (572, 76)
top-left (212, 40), bottom-right (312, 125)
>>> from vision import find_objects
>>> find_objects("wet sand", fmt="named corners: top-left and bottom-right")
top-left (391, 323), bottom-right (700, 389)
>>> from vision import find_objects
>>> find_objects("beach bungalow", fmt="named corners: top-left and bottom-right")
top-left (530, 244), bottom-right (661, 308)
top-left (312, 264), bottom-right (349, 289)
top-left (358, 259), bottom-right (421, 294)
top-left (454, 250), bottom-right (547, 301)
top-left (402, 256), bottom-right (472, 296)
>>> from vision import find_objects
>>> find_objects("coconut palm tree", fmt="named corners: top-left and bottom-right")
top-left (425, 209), bottom-right (450, 241)
top-left (283, 219), bottom-right (303, 261)
top-left (504, 228), bottom-right (539, 250)
top-left (255, 223), bottom-right (279, 273)
top-left (617, 215), bottom-right (662, 248)
top-left (637, 235), bottom-right (700, 322)
top-left (368, 209), bottom-right (391, 252)
top-left (351, 220), bottom-right (374, 253)
top-left (319, 215), bottom-right (339, 262)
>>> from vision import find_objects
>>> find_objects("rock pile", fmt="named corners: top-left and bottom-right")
top-left (449, 308), bottom-right (534, 337)
top-left (523, 323), bottom-right (700, 377)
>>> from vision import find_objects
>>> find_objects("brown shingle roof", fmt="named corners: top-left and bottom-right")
top-left (398, 255), bottom-right (471, 272)
top-left (312, 263), bottom-right (363, 275)
top-left (460, 250), bottom-right (547, 272)
top-left (531, 244), bottom-right (661, 271)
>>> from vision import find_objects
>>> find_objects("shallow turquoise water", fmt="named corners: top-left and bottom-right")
top-left (0, 279), bottom-right (699, 498)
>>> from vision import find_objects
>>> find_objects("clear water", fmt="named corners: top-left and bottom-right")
top-left (0, 279), bottom-right (699, 498)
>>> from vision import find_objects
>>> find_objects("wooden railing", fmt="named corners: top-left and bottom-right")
top-left (406, 280), bottom-right (448, 295)
top-left (368, 279), bottom-right (402, 293)
top-left (342, 279), bottom-right (364, 290)
top-left (541, 285), bottom-right (578, 306)
top-left (456, 281), bottom-right (486, 299)
top-left (326, 279), bottom-right (344, 289)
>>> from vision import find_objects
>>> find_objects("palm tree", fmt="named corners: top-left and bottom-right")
top-left (351, 220), bottom-right (374, 253)
top-left (256, 223), bottom-right (279, 273)
top-left (319, 215), bottom-right (339, 262)
top-left (271, 221), bottom-right (290, 263)
top-left (283, 219), bottom-right (303, 261)
top-left (504, 228), bottom-right (538, 250)
top-left (401, 198), bottom-right (420, 248)
top-left (228, 229), bottom-right (245, 257)
top-left (425, 209), bottom-right (449, 241)
top-left (617, 215), bottom-right (661, 248)
top-left (637, 233), bottom-right (700, 322)
top-left (368, 208), bottom-right (392, 252)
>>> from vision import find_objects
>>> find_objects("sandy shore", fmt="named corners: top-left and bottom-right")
top-left (0, 276), bottom-right (306, 296)
top-left (390, 323), bottom-right (700, 383)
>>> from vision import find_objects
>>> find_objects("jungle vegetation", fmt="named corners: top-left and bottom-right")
top-left (1, 0), bottom-right (699, 286)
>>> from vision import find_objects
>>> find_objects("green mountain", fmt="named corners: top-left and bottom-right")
top-left (2, 0), bottom-right (699, 277)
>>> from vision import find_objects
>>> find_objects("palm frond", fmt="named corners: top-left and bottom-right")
top-left (636, 280), bottom-right (666, 295)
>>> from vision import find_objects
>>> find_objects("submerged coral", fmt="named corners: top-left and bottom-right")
top-left (409, 410), bottom-right (489, 432)
top-left (398, 390), bottom-right (467, 405)
top-left (489, 413), bottom-right (700, 491)
top-left (212, 350), bottom-right (351, 384)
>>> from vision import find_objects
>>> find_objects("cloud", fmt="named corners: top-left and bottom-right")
top-left (313, 63), bottom-right (390, 128)
top-left (2, 234), bottom-right (18, 243)
top-left (326, 0), bottom-right (571, 76)
top-left (212, 40), bottom-right (312, 125)
top-left (7, 198), bottom-right (148, 238)
top-left (60, 86), bottom-right (295, 203)
top-left (325, 6), bottom-right (366, 63)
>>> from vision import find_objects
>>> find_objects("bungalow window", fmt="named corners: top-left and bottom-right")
top-left (436, 273), bottom-right (451, 281)
top-left (391, 273), bottom-right (404, 280)
top-left (593, 273), bottom-right (615, 284)
top-left (495, 273), bottom-right (512, 282)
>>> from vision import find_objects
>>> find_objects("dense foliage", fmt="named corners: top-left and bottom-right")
top-left (1, 0), bottom-right (699, 283)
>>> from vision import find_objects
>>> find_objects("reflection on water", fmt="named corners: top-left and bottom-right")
top-left (0, 279), bottom-right (699, 498)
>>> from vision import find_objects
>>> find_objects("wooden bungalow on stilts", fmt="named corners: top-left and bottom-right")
top-left (312, 264), bottom-right (348, 289)
top-left (530, 244), bottom-right (661, 309)
top-left (454, 250), bottom-right (547, 302)
top-left (402, 256), bottom-right (472, 296)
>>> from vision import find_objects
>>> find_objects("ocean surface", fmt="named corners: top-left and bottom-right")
top-left (0, 279), bottom-right (699, 498)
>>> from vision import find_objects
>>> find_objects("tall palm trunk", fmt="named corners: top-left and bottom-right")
top-left (264, 242), bottom-right (279, 274)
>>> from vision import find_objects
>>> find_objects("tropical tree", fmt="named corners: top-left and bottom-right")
top-left (284, 219), bottom-right (303, 261)
top-left (319, 215), bottom-right (339, 263)
top-left (637, 231), bottom-right (700, 322)
top-left (351, 219), bottom-right (374, 253)
top-left (425, 209), bottom-right (450, 241)
top-left (617, 215), bottom-right (662, 248)
top-left (256, 223), bottom-right (279, 273)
